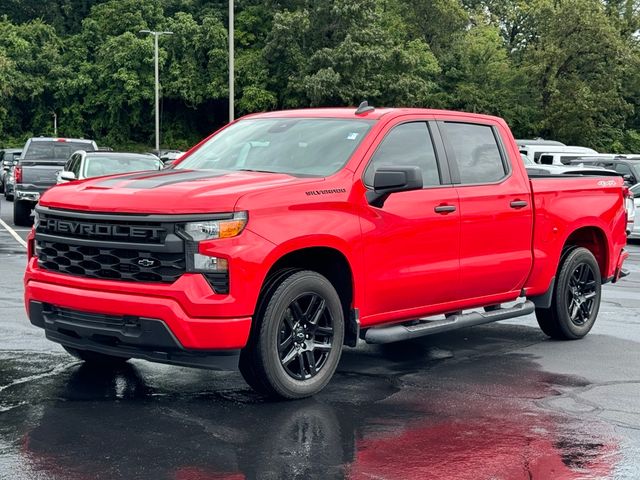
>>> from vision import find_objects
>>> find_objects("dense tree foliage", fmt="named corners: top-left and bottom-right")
top-left (1, 0), bottom-right (640, 151)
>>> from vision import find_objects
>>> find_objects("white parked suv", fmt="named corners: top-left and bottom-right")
top-left (57, 151), bottom-right (162, 184)
top-left (518, 145), bottom-right (598, 165)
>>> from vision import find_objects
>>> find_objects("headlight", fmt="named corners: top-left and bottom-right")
top-left (178, 212), bottom-right (248, 241)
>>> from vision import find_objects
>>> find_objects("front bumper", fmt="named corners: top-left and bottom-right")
top-left (28, 301), bottom-right (240, 370)
top-left (25, 258), bottom-right (253, 353)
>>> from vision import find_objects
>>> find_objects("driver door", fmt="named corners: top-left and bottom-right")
top-left (359, 120), bottom-right (461, 324)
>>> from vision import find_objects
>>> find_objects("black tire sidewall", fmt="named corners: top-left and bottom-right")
top-left (259, 271), bottom-right (344, 399)
top-left (554, 248), bottom-right (601, 339)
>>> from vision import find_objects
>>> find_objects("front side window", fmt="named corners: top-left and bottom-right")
top-left (364, 122), bottom-right (440, 187)
top-left (441, 122), bottom-right (507, 184)
top-left (72, 155), bottom-right (83, 177)
top-left (176, 118), bottom-right (374, 177)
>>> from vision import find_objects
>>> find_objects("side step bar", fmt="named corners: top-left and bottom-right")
top-left (364, 300), bottom-right (535, 344)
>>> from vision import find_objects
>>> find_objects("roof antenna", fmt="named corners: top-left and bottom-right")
top-left (355, 100), bottom-right (375, 115)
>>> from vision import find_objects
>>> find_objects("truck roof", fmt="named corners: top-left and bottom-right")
top-left (244, 107), bottom-right (506, 123)
top-left (29, 137), bottom-right (94, 143)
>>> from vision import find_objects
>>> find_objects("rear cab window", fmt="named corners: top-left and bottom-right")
top-left (439, 122), bottom-right (508, 184)
top-left (23, 140), bottom-right (96, 163)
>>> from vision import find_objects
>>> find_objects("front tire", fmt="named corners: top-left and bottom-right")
top-left (239, 270), bottom-right (344, 399)
top-left (535, 247), bottom-right (601, 340)
top-left (63, 346), bottom-right (130, 365)
top-left (13, 200), bottom-right (32, 226)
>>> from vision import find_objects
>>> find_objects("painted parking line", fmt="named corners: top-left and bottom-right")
top-left (0, 219), bottom-right (27, 249)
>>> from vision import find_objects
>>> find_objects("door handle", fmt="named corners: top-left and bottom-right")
top-left (510, 200), bottom-right (528, 209)
top-left (434, 204), bottom-right (457, 214)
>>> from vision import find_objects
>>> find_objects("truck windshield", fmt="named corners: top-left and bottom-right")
top-left (176, 118), bottom-right (374, 176)
top-left (24, 142), bottom-right (94, 161)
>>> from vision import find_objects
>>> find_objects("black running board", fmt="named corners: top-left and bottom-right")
top-left (364, 300), bottom-right (535, 344)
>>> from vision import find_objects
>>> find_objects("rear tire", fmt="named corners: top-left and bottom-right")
top-left (13, 200), bottom-right (32, 226)
top-left (239, 270), bottom-right (344, 399)
top-left (63, 346), bottom-right (130, 365)
top-left (535, 247), bottom-right (601, 340)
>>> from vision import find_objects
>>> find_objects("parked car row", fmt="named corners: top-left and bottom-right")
top-left (517, 138), bottom-right (640, 240)
top-left (2, 137), bottom-right (165, 226)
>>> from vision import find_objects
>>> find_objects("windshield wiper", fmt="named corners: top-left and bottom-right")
top-left (236, 168), bottom-right (278, 174)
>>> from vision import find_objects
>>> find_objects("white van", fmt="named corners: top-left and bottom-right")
top-left (518, 145), bottom-right (597, 165)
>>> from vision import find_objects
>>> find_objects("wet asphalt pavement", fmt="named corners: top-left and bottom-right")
top-left (1, 196), bottom-right (640, 479)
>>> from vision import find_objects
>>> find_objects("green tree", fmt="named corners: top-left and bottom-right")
top-left (523, 0), bottom-right (632, 149)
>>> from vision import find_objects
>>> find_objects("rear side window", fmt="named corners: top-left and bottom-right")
top-left (364, 122), bottom-right (440, 187)
top-left (559, 155), bottom-right (581, 165)
top-left (441, 122), bottom-right (507, 184)
top-left (539, 154), bottom-right (554, 165)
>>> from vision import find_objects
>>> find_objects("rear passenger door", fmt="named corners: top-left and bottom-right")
top-left (360, 120), bottom-right (461, 321)
top-left (438, 120), bottom-right (533, 299)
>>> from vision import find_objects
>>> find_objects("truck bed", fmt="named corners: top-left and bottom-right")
top-left (526, 175), bottom-right (627, 297)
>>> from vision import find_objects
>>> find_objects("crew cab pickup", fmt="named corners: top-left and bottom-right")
top-left (13, 137), bottom-right (97, 226)
top-left (24, 107), bottom-right (631, 399)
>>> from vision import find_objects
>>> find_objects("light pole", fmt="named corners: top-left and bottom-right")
top-left (139, 29), bottom-right (174, 153)
top-left (52, 112), bottom-right (57, 137)
top-left (229, 0), bottom-right (234, 123)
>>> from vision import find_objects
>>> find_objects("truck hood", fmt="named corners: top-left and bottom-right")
top-left (39, 169), bottom-right (315, 214)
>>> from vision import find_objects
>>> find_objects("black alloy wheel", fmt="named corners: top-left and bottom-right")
top-left (535, 247), bottom-right (601, 340)
top-left (239, 270), bottom-right (345, 399)
top-left (278, 293), bottom-right (334, 381)
top-left (566, 263), bottom-right (597, 326)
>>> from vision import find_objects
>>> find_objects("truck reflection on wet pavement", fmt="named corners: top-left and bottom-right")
top-left (2, 337), bottom-right (618, 480)
top-left (1, 237), bottom-right (639, 479)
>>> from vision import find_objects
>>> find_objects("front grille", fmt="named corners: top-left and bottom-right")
top-left (34, 207), bottom-right (187, 284)
top-left (36, 240), bottom-right (186, 283)
top-left (36, 212), bottom-right (167, 244)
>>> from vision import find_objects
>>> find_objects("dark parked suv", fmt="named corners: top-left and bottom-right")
top-left (567, 156), bottom-right (640, 186)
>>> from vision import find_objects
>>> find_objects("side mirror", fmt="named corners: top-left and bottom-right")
top-left (59, 171), bottom-right (76, 182)
top-left (367, 166), bottom-right (423, 208)
top-left (623, 174), bottom-right (636, 185)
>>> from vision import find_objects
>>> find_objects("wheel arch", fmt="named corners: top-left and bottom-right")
top-left (258, 244), bottom-right (358, 347)
top-left (562, 226), bottom-right (609, 280)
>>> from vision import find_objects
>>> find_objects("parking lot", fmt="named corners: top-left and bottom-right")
top-left (1, 195), bottom-right (639, 479)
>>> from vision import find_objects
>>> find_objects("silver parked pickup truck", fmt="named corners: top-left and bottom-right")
top-left (13, 137), bottom-right (97, 226)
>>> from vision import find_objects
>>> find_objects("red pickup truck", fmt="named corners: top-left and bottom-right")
top-left (24, 106), bottom-right (631, 398)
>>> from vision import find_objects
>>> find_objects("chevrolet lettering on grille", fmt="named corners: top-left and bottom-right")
top-left (42, 218), bottom-right (164, 241)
